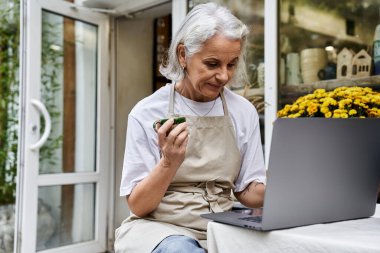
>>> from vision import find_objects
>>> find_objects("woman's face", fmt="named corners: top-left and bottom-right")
top-left (177, 34), bottom-right (241, 102)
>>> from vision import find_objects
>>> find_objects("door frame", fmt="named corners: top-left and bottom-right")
top-left (17, 0), bottom-right (111, 252)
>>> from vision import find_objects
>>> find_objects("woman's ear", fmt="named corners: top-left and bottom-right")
top-left (177, 44), bottom-right (186, 67)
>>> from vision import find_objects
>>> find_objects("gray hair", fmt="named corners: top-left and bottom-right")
top-left (159, 2), bottom-right (249, 86)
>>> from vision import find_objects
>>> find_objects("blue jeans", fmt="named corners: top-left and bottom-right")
top-left (151, 235), bottom-right (206, 253)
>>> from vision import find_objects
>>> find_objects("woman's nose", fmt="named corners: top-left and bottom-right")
top-left (216, 67), bottom-right (229, 82)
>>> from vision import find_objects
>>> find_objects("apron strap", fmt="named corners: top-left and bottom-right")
top-left (220, 88), bottom-right (229, 116)
top-left (169, 83), bottom-right (176, 116)
top-left (169, 84), bottom-right (229, 116)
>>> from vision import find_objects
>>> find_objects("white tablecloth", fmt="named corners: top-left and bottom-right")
top-left (207, 204), bottom-right (380, 253)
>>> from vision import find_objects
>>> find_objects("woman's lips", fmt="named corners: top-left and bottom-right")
top-left (207, 83), bottom-right (223, 89)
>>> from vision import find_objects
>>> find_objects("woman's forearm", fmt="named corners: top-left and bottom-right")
top-left (234, 182), bottom-right (266, 208)
top-left (126, 159), bottom-right (179, 217)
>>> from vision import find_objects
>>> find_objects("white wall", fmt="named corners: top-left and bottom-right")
top-left (114, 17), bottom-right (154, 228)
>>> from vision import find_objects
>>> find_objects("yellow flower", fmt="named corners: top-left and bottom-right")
top-left (338, 99), bottom-right (353, 109)
top-left (334, 109), bottom-right (346, 114)
top-left (360, 96), bottom-right (370, 103)
top-left (321, 106), bottom-right (330, 114)
top-left (290, 104), bottom-right (299, 112)
top-left (288, 113), bottom-right (301, 118)
top-left (348, 109), bottom-right (357, 116)
top-left (368, 108), bottom-right (380, 117)
top-left (307, 103), bottom-right (319, 115)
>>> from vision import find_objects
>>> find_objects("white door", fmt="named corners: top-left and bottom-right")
top-left (18, 0), bottom-right (110, 252)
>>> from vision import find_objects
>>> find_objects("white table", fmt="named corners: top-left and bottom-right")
top-left (207, 204), bottom-right (380, 253)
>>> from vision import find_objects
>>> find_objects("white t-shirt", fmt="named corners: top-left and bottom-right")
top-left (120, 84), bottom-right (266, 196)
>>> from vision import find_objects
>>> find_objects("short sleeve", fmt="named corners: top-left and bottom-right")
top-left (233, 111), bottom-right (266, 192)
top-left (119, 115), bottom-right (159, 196)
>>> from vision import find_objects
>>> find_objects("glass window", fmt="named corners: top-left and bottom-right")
top-left (37, 183), bottom-right (95, 251)
top-left (40, 11), bottom-right (97, 174)
top-left (188, 0), bottom-right (266, 145)
top-left (279, 0), bottom-right (380, 109)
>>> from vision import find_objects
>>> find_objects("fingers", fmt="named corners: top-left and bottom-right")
top-left (166, 122), bottom-right (188, 149)
top-left (167, 121), bottom-right (187, 138)
top-left (156, 118), bottom-right (188, 148)
top-left (156, 118), bottom-right (174, 143)
top-left (171, 126), bottom-right (189, 148)
top-left (155, 119), bottom-right (188, 169)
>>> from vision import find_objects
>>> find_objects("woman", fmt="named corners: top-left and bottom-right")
top-left (115, 3), bottom-right (266, 252)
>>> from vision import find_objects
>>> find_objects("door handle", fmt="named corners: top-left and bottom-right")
top-left (30, 99), bottom-right (51, 150)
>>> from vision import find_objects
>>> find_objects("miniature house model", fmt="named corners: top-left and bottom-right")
top-left (337, 48), bottom-right (372, 79)
top-left (337, 48), bottom-right (353, 79)
top-left (351, 49), bottom-right (372, 78)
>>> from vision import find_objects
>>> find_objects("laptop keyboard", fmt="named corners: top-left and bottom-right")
top-left (238, 216), bottom-right (262, 223)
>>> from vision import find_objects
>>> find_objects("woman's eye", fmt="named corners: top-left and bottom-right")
top-left (205, 62), bottom-right (218, 68)
top-left (227, 63), bottom-right (236, 69)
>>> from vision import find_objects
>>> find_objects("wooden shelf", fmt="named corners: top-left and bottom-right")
top-left (280, 75), bottom-right (380, 94)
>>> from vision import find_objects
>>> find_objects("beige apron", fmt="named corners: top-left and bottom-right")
top-left (115, 84), bottom-right (241, 252)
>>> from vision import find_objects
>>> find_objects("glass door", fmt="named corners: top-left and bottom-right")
top-left (18, 0), bottom-right (110, 252)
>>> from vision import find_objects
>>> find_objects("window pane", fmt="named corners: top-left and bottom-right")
top-left (278, 0), bottom-right (380, 109)
top-left (37, 183), bottom-right (96, 251)
top-left (40, 11), bottom-right (97, 174)
top-left (188, 0), bottom-right (266, 146)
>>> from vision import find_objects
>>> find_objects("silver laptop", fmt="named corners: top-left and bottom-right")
top-left (201, 118), bottom-right (380, 231)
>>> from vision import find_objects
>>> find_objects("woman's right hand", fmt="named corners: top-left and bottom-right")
top-left (156, 118), bottom-right (189, 170)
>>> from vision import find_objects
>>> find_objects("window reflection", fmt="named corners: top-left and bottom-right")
top-left (37, 184), bottom-right (95, 251)
top-left (40, 11), bottom-right (97, 174)
top-left (189, 0), bottom-right (266, 145)
top-left (279, 0), bottom-right (380, 109)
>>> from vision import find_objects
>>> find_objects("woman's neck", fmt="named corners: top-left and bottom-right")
top-left (175, 80), bottom-right (217, 102)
